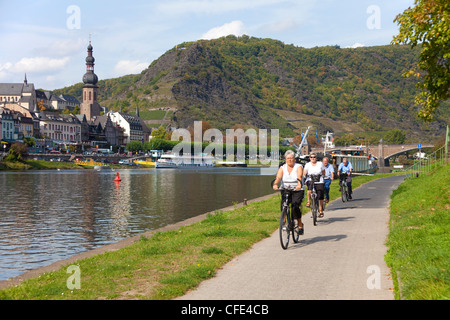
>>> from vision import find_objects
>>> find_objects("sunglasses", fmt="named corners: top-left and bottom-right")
top-left (310, 156), bottom-right (316, 159)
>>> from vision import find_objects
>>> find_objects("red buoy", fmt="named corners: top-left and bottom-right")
top-left (114, 172), bottom-right (121, 182)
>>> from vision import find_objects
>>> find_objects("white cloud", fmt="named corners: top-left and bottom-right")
top-left (346, 43), bottom-right (365, 48)
top-left (14, 57), bottom-right (70, 73)
top-left (0, 57), bottom-right (69, 75)
top-left (113, 60), bottom-right (148, 76)
top-left (201, 21), bottom-right (246, 40)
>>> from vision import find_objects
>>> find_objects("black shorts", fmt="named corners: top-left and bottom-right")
top-left (306, 181), bottom-right (325, 200)
top-left (280, 190), bottom-right (304, 219)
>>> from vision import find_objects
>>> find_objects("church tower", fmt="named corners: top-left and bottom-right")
top-left (80, 41), bottom-right (100, 121)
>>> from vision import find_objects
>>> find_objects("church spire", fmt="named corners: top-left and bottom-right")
top-left (80, 39), bottom-right (101, 121)
top-left (82, 40), bottom-right (98, 85)
top-left (24, 73), bottom-right (28, 85)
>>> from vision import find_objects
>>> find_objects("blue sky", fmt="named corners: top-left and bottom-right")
top-left (0, 0), bottom-right (414, 90)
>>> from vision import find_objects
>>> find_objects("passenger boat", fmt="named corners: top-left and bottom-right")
top-left (215, 161), bottom-right (247, 167)
top-left (155, 153), bottom-right (215, 168)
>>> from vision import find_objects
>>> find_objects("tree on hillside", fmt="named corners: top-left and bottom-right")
top-left (393, 0), bottom-right (450, 121)
top-left (151, 126), bottom-right (168, 139)
top-left (384, 129), bottom-right (406, 144)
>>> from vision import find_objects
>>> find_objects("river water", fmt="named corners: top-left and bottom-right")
top-left (0, 168), bottom-right (275, 281)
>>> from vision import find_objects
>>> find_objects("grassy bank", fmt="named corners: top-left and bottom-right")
top-left (0, 159), bottom-right (83, 170)
top-left (0, 174), bottom-right (390, 300)
top-left (0, 159), bottom-right (141, 171)
top-left (386, 163), bottom-right (449, 300)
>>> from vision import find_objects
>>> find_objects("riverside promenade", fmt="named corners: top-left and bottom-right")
top-left (179, 175), bottom-right (405, 300)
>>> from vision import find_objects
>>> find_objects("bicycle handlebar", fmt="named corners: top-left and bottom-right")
top-left (277, 186), bottom-right (302, 191)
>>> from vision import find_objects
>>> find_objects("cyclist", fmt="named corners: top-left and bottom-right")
top-left (303, 153), bottom-right (326, 217)
top-left (273, 150), bottom-right (304, 235)
top-left (322, 156), bottom-right (335, 203)
top-left (338, 157), bottom-right (353, 200)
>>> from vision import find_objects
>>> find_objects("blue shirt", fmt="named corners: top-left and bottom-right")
top-left (338, 162), bottom-right (353, 174)
top-left (323, 163), bottom-right (334, 180)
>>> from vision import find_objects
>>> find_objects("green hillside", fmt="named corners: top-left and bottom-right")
top-left (53, 36), bottom-right (449, 141)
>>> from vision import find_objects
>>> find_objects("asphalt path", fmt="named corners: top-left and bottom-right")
top-left (178, 175), bottom-right (405, 300)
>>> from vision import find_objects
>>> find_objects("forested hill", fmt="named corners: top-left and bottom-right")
top-left (54, 36), bottom-right (449, 141)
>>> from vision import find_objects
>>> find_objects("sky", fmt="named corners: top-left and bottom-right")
top-left (0, 0), bottom-right (415, 91)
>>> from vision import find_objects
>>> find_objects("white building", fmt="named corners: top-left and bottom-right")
top-left (108, 111), bottom-right (146, 145)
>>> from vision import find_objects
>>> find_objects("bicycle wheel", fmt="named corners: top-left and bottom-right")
top-left (341, 183), bottom-right (347, 202)
top-left (292, 210), bottom-right (300, 243)
top-left (311, 193), bottom-right (318, 226)
top-left (279, 207), bottom-right (290, 250)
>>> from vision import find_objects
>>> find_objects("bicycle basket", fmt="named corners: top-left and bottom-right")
top-left (310, 174), bottom-right (321, 183)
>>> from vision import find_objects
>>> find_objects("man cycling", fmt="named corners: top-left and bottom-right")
top-left (273, 150), bottom-right (304, 235)
top-left (322, 157), bottom-right (334, 203)
top-left (338, 157), bottom-right (353, 200)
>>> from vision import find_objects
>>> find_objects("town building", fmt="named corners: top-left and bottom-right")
top-left (0, 75), bottom-right (37, 111)
top-left (2, 103), bottom-right (40, 137)
top-left (59, 94), bottom-right (81, 110)
top-left (108, 111), bottom-right (146, 145)
top-left (0, 108), bottom-right (17, 142)
top-left (80, 41), bottom-right (101, 121)
top-left (37, 111), bottom-right (81, 143)
top-left (35, 91), bottom-right (79, 111)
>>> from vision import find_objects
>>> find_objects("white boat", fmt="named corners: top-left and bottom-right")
top-left (155, 153), bottom-right (215, 168)
top-left (216, 161), bottom-right (247, 167)
top-left (94, 165), bottom-right (111, 171)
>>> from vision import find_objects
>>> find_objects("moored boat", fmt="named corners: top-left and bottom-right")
top-left (155, 153), bottom-right (215, 168)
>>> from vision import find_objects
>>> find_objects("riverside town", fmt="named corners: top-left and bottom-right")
top-left (0, 43), bottom-right (150, 155)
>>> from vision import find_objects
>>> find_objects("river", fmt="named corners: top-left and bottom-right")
top-left (0, 168), bottom-right (275, 281)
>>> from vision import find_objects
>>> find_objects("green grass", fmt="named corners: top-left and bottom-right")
top-left (0, 160), bottom-right (83, 170)
top-left (386, 163), bottom-right (449, 300)
top-left (0, 173), bottom-right (397, 300)
top-left (139, 110), bottom-right (167, 120)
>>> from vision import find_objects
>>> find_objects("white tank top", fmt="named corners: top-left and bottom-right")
top-left (281, 163), bottom-right (302, 189)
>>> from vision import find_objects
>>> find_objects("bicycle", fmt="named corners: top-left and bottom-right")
top-left (307, 174), bottom-right (321, 226)
top-left (277, 185), bottom-right (302, 250)
top-left (339, 173), bottom-right (349, 202)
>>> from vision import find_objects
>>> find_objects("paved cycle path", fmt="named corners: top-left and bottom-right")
top-left (178, 175), bottom-right (405, 300)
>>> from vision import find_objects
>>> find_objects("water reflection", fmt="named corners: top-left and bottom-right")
top-left (0, 168), bottom-right (274, 280)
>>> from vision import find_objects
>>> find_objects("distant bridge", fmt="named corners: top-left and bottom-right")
top-left (368, 143), bottom-right (434, 163)
top-left (323, 143), bottom-right (434, 167)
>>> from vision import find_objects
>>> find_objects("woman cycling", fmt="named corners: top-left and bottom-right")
top-left (273, 150), bottom-right (304, 235)
top-left (303, 153), bottom-right (326, 217)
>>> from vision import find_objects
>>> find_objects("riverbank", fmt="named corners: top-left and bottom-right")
top-left (0, 173), bottom-right (392, 300)
top-left (385, 163), bottom-right (449, 300)
top-left (0, 159), bottom-right (150, 171)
